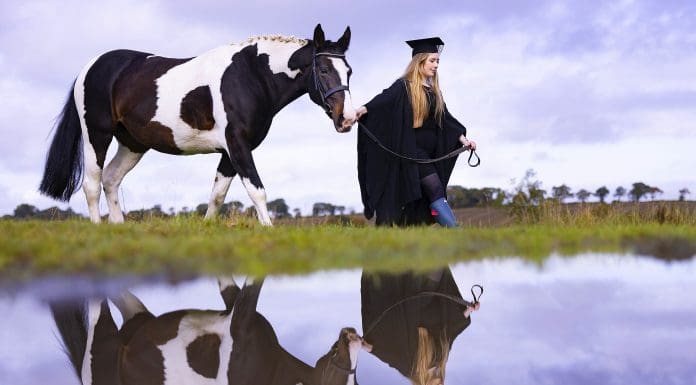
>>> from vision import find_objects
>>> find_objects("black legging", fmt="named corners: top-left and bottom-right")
top-left (420, 173), bottom-right (445, 204)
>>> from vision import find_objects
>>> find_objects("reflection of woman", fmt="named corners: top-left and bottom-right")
top-left (356, 37), bottom-right (477, 227)
top-left (361, 269), bottom-right (480, 385)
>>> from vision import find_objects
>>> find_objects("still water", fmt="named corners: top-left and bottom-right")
top-left (1, 253), bottom-right (695, 385)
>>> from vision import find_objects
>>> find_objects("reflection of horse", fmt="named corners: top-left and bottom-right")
top-left (50, 278), bottom-right (370, 385)
top-left (39, 24), bottom-right (354, 225)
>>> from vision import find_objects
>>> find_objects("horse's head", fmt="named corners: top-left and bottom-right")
top-left (314, 327), bottom-right (372, 385)
top-left (306, 24), bottom-right (355, 133)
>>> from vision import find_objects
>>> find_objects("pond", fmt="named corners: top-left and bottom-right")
top-left (1, 253), bottom-right (695, 385)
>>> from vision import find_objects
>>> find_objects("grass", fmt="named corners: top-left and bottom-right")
top-left (509, 201), bottom-right (696, 227)
top-left (1, 212), bottom-right (694, 281)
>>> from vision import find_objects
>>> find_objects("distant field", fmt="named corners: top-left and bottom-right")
top-left (1, 211), bottom-right (694, 280)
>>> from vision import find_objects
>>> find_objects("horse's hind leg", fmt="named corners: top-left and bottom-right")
top-left (76, 59), bottom-right (118, 224)
top-left (102, 141), bottom-right (146, 223)
top-left (204, 153), bottom-right (237, 219)
top-left (82, 141), bottom-right (105, 223)
top-left (75, 74), bottom-right (111, 223)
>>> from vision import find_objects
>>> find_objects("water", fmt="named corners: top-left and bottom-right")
top-left (1, 253), bottom-right (695, 385)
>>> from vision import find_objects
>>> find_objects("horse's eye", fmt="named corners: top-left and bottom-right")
top-left (320, 68), bottom-right (329, 74)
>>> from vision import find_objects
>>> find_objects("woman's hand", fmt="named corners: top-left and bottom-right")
top-left (463, 301), bottom-right (481, 318)
top-left (459, 135), bottom-right (477, 150)
top-left (355, 105), bottom-right (367, 120)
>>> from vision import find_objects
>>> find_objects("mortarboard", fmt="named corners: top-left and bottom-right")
top-left (405, 37), bottom-right (445, 57)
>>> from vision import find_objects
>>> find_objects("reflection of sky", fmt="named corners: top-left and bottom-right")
top-left (1, 254), bottom-right (695, 385)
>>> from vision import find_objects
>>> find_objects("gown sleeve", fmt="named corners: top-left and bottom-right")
top-left (364, 80), bottom-right (405, 113)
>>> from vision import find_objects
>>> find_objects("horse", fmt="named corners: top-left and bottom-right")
top-left (39, 24), bottom-right (355, 225)
top-left (49, 278), bottom-right (371, 385)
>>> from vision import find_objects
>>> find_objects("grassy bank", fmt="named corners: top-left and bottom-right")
top-left (1, 217), bottom-right (694, 279)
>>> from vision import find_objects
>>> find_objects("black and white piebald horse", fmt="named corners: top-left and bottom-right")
top-left (39, 24), bottom-right (355, 225)
top-left (50, 278), bottom-right (371, 385)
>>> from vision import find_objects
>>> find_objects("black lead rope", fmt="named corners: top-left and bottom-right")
top-left (362, 284), bottom-right (484, 338)
top-left (358, 121), bottom-right (481, 167)
top-left (471, 284), bottom-right (484, 304)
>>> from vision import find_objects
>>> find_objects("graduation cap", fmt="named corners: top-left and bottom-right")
top-left (405, 37), bottom-right (444, 57)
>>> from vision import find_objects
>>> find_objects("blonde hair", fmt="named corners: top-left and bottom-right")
top-left (403, 53), bottom-right (445, 128)
top-left (411, 327), bottom-right (449, 385)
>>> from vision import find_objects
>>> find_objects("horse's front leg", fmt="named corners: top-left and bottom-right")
top-left (204, 152), bottom-right (237, 219)
top-left (226, 134), bottom-right (273, 226)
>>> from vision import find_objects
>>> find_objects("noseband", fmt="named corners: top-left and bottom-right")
top-left (312, 51), bottom-right (350, 116)
top-left (321, 349), bottom-right (358, 385)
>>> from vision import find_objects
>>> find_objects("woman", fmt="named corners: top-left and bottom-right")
top-left (356, 37), bottom-right (476, 227)
top-left (361, 268), bottom-right (481, 385)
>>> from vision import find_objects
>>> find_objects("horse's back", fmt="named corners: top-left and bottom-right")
top-left (120, 309), bottom-right (233, 385)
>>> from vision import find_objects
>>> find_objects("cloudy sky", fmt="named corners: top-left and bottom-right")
top-left (1, 0), bottom-right (694, 217)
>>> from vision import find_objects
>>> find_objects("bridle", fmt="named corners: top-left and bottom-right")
top-left (311, 51), bottom-right (351, 117)
top-left (321, 345), bottom-right (358, 385)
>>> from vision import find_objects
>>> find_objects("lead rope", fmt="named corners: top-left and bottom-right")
top-left (362, 284), bottom-right (484, 338)
top-left (358, 121), bottom-right (480, 167)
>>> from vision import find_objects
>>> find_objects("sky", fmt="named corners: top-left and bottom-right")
top-left (0, 0), bottom-right (694, 217)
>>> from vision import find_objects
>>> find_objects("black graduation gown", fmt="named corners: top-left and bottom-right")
top-left (360, 268), bottom-right (472, 378)
top-left (357, 79), bottom-right (468, 226)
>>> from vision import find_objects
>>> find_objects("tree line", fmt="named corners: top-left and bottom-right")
top-left (4, 173), bottom-right (691, 220)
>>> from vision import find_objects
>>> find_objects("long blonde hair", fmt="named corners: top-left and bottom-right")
top-left (403, 53), bottom-right (445, 128)
top-left (411, 327), bottom-right (449, 385)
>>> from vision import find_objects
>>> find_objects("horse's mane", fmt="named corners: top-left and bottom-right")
top-left (235, 35), bottom-right (308, 46)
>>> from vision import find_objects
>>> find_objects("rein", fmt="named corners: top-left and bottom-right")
top-left (312, 52), bottom-right (350, 115)
top-left (362, 284), bottom-right (484, 338)
top-left (358, 121), bottom-right (481, 167)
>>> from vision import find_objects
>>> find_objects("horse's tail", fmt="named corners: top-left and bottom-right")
top-left (49, 299), bottom-right (88, 379)
top-left (39, 82), bottom-right (84, 201)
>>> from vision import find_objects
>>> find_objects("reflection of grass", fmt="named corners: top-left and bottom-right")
top-left (1, 218), bottom-right (694, 279)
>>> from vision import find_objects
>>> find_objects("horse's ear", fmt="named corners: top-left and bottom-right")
top-left (337, 26), bottom-right (351, 51)
top-left (313, 23), bottom-right (325, 49)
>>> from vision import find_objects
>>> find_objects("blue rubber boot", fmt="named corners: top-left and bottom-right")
top-left (430, 198), bottom-right (458, 227)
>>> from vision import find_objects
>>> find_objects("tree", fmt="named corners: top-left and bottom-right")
top-left (267, 198), bottom-right (290, 218)
top-left (126, 204), bottom-right (167, 220)
top-left (481, 187), bottom-right (506, 206)
top-left (648, 186), bottom-right (663, 201)
top-left (312, 202), bottom-right (337, 216)
top-left (595, 186), bottom-right (610, 203)
top-left (628, 182), bottom-right (651, 202)
top-left (510, 169), bottom-right (545, 205)
top-left (219, 201), bottom-right (245, 217)
top-left (13, 204), bottom-right (39, 219)
top-left (293, 208), bottom-right (302, 218)
top-left (679, 188), bottom-right (691, 201)
top-left (529, 187), bottom-right (547, 205)
top-left (196, 203), bottom-right (208, 216)
top-left (552, 184), bottom-right (573, 203)
top-left (614, 186), bottom-right (626, 202)
top-left (576, 189), bottom-right (591, 203)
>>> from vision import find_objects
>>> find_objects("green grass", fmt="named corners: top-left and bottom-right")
top-left (1, 217), bottom-right (694, 281)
